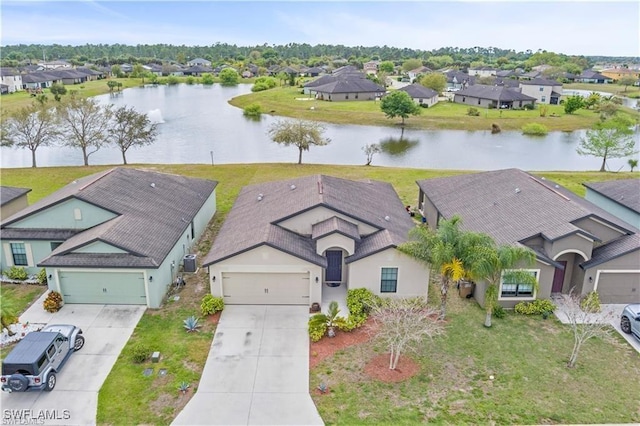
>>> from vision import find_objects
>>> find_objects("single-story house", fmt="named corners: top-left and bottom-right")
top-left (187, 58), bottom-right (212, 67)
top-left (75, 67), bottom-right (104, 81)
top-left (575, 70), bottom-right (612, 84)
top-left (0, 68), bottom-right (23, 93)
top-left (0, 84), bottom-right (7, 95)
top-left (453, 85), bottom-right (536, 109)
top-left (21, 72), bottom-right (61, 90)
top-left (0, 168), bottom-right (218, 308)
top-left (397, 84), bottom-right (439, 107)
top-left (182, 65), bottom-right (213, 76)
top-left (1, 186), bottom-right (31, 221)
top-left (312, 78), bottom-right (386, 101)
top-left (203, 175), bottom-right (430, 307)
top-left (417, 169), bottom-right (640, 305)
top-left (468, 67), bottom-right (497, 78)
top-left (143, 64), bottom-right (163, 77)
top-left (584, 179), bottom-right (640, 229)
top-left (519, 78), bottom-right (563, 105)
top-left (363, 61), bottom-right (380, 75)
top-left (36, 60), bottom-right (71, 70)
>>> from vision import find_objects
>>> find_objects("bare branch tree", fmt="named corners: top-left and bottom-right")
top-left (563, 289), bottom-right (613, 368)
top-left (362, 143), bottom-right (381, 166)
top-left (370, 297), bottom-right (445, 370)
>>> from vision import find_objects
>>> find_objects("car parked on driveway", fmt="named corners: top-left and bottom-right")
top-left (620, 304), bottom-right (640, 341)
top-left (1, 324), bottom-right (84, 392)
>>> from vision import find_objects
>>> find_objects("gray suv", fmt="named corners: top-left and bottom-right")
top-left (620, 304), bottom-right (640, 341)
top-left (1, 324), bottom-right (84, 392)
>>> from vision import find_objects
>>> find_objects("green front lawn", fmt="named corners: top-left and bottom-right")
top-left (0, 283), bottom-right (47, 360)
top-left (311, 295), bottom-right (640, 425)
top-left (1, 164), bottom-right (637, 425)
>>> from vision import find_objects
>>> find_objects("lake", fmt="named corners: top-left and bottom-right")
top-left (2, 84), bottom-right (638, 171)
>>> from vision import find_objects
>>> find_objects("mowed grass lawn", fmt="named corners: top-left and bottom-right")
top-left (228, 86), bottom-right (627, 131)
top-left (1, 164), bottom-right (638, 424)
top-left (0, 283), bottom-right (47, 361)
top-left (311, 294), bottom-right (640, 425)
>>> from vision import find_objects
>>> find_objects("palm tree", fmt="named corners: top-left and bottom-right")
top-left (471, 244), bottom-right (537, 327)
top-left (628, 158), bottom-right (638, 172)
top-left (400, 216), bottom-right (491, 320)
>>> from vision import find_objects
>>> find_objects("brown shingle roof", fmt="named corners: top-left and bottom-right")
top-left (203, 175), bottom-right (413, 266)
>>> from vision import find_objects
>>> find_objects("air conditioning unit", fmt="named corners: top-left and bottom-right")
top-left (183, 254), bottom-right (197, 273)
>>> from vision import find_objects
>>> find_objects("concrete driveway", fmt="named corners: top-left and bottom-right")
top-left (173, 305), bottom-right (323, 426)
top-left (552, 295), bottom-right (640, 354)
top-left (1, 293), bottom-right (145, 426)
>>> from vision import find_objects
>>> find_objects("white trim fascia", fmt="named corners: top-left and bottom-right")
top-left (576, 233), bottom-right (595, 243)
top-left (553, 249), bottom-right (589, 262)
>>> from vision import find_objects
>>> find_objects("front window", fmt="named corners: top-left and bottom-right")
top-left (380, 268), bottom-right (398, 293)
top-left (541, 96), bottom-right (546, 102)
top-left (539, 87), bottom-right (544, 91)
top-left (500, 270), bottom-right (537, 298)
top-left (10, 243), bottom-right (27, 266)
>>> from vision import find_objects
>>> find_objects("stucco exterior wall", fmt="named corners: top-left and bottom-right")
top-left (317, 91), bottom-right (381, 101)
top-left (5, 199), bottom-right (117, 230)
top-left (585, 189), bottom-right (640, 229)
top-left (572, 216), bottom-right (627, 244)
top-left (1, 197), bottom-right (29, 221)
top-left (278, 206), bottom-right (378, 236)
top-left (316, 233), bottom-right (355, 256)
top-left (1, 240), bottom-right (50, 275)
top-left (548, 234), bottom-right (593, 262)
top-left (347, 249), bottom-right (429, 299)
top-left (454, 94), bottom-right (492, 108)
top-left (208, 245), bottom-right (323, 305)
top-left (418, 190), bottom-right (440, 229)
top-left (582, 249), bottom-right (640, 299)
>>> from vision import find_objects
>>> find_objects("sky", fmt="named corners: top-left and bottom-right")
top-left (1, 1), bottom-right (639, 57)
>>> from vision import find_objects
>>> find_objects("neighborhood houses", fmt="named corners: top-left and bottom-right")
top-left (1, 38), bottom-right (640, 426)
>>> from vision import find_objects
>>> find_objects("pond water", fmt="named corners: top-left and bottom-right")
top-left (2, 84), bottom-right (638, 171)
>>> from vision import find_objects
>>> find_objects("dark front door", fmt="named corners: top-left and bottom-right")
top-left (325, 250), bottom-right (342, 283)
top-left (552, 261), bottom-right (567, 293)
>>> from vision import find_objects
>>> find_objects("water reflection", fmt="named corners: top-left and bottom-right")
top-left (378, 128), bottom-right (419, 157)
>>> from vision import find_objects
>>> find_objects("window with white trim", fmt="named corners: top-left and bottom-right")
top-left (500, 270), bottom-right (537, 297)
top-left (10, 243), bottom-right (28, 266)
top-left (380, 268), bottom-right (398, 293)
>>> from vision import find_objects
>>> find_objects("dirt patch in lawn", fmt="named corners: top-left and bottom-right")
top-left (310, 320), bottom-right (376, 369)
top-left (364, 353), bottom-right (420, 383)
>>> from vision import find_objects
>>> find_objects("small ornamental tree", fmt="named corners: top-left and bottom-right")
top-left (219, 68), bottom-right (239, 85)
top-left (564, 95), bottom-right (584, 114)
top-left (380, 91), bottom-right (421, 125)
top-left (370, 297), bottom-right (444, 370)
top-left (577, 119), bottom-right (637, 172)
top-left (267, 119), bottom-right (330, 164)
top-left (362, 143), bottom-right (381, 166)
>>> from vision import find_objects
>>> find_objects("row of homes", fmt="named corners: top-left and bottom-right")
top-left (1, 169), bottom-right (638, 311)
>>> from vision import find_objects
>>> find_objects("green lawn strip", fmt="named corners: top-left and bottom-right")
top-left (97, 306), bottom-right (215, 425)
top-left (0, 283), bottom-right (47, 360)
top-left (311, 303), bottom-right (640, 425)
top-left (228, 86), bottom-right (633, 131)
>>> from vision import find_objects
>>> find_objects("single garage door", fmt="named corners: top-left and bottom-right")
top-left (222, 272), bottom-right (309, 305)
top-left (597, 272), bottom-right (640, 304)
top-left (59, 271), bottom-right (147, 305)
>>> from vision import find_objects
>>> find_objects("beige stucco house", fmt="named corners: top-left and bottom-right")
top-left (203, 175), bottom-right (429, 308)
top-left (417, 169), bottom-right (639, 306)
top-left (1, 186), bottom-right (31, 221)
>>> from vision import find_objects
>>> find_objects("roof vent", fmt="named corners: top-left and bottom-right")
top-left (515, 188), bottom-right (521, 194)
top-left (150, 183), bottom-right (156, 188)
top-left (290, 184), bottom-right (296, 190)
top-left (554, 184), bottom-right (559, 188)
top-left (384, 215), bottom-right (390, 221)
top-left (257, 194), bottom-right (263, 201)
top-left (541, 177), bottom-right (546, 180)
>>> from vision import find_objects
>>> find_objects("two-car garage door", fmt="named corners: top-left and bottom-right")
top-left (59, 271), bottom-right (147, 305)
top-left (597, 272), bottom-right (640, 304)
top-left (221, 272), bottom-right (309, 305)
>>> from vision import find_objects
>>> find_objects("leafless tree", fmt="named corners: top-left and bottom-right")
top-left (563, 290), bottom-right (613, 368)
top-left (370, 297), bottom-right (445, 370)
top-left (362, 143), bottom-right (381, 166)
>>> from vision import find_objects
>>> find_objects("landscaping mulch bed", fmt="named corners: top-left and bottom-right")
top-left (363, 353), bottom-right (420, 383)
top-left (309, 320), bottom-right (376, 369)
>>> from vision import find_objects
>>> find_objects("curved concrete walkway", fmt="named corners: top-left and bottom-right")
top-left (173, 305), bottom-right (324, 426)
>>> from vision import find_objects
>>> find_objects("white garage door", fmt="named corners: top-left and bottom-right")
top-left (222, 272), bottom-right (310, 305)
top-left (597, 272), bottom-right (640, 304)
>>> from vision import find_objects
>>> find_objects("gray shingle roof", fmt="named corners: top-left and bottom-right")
top-left (584, 179), bottom-right (640, 214)
top-left (416, 169), bottom-right (635, 248)
top-left (397, 84), bottom-right (438, 99)
top-left (582, 233), bottom-right (640, 269)
top-left (203, 175), bottom-right (414, 266)
top-left (0, 229), bottom-right (79, 241)
top-left (1, 186), bottom-right (31, 206)
top-left (312, 216), bottom-right (361, 241)
top-left (454, 85), bottom-right (536, 102)
top-left (3, 168), bottom-right (217, 269)
top-left (519, 78), bottom-right (561, 86)
top-left (312, 78), bottom-right (385, 94)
